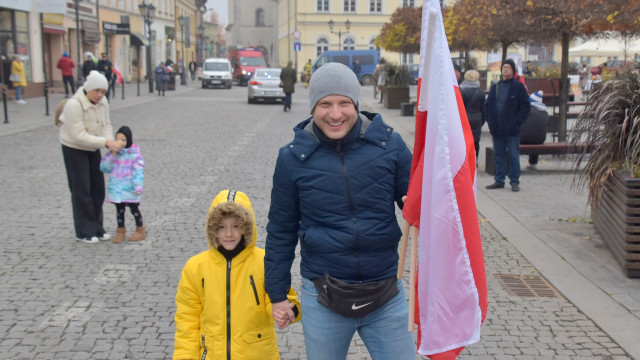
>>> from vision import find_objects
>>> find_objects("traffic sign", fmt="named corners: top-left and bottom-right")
top-left (294, 41), bottom-right (301, 52)
top-left (293, 29), bottom-right (301, 40)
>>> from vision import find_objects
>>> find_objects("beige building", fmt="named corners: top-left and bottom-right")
top-left (275, 0), bottom-right (422, 71)
top-left (226, 0), bottom-right (277, 65)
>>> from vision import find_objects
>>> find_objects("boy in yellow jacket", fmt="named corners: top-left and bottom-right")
top-left (173, 190), bottom-right (300, 360)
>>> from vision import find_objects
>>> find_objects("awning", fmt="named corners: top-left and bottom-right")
top-left (43, 25), bottom-right (66, 35)
top-left (569, 37), bottom-right (640, 58)
top-left (130, 32), bottom-right (149, 47)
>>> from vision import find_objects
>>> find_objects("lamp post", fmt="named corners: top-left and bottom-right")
top-left (328, 19), bottom-right (351, 50)
top-left (138, 0), bottom-right (156, 93)
top-left (178, 16), bottom-right (188, 85)
top-left (197, 24), bottom-right (205, 66)
top-left (74, 0), bottom-right (83, 86)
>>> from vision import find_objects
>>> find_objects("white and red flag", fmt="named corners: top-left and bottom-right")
top-left (113, 61), bottom-right (123, 84)
top-left (402, 0), bottom-right (488, 358)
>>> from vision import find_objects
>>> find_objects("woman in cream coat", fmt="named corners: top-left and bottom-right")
top-left (59, 70), bottom-right (122, 244)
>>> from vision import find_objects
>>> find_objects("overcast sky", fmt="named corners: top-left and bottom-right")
top-left (206, 0), bottom-right (228, 25)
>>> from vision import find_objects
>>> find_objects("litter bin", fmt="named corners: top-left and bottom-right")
top-left (167, 72), bottom-right (176, 90)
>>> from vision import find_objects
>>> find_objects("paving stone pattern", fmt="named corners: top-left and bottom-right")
top-left (0, 86), bottom-right (631, 359)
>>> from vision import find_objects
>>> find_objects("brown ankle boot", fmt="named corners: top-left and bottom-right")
top-left (113, 227), bottom-right (126, 243)
top-left (129, 226), bottom-right (146, 241)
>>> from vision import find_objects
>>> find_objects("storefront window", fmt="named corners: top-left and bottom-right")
top-left (0, 10), bottom-right (31, 84)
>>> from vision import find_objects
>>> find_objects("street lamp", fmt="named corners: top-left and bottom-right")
top-left (138, 0), bottom-right (156, 93)
top-left (178, 16), bottom-right (188, 85)
top-left (197, 24), bottom-right (205, 65)
top-left (328, 19), bottom-right (351, 50)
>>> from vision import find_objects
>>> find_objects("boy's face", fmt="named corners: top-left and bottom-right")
top-left (216, 217), bottom-right (243, 251)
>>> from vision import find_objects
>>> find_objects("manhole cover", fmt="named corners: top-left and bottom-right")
top-left (495, 274), bottom-right (564, 298)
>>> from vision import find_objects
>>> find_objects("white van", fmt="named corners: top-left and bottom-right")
top-left (200, 58), bottom-right (233, 89)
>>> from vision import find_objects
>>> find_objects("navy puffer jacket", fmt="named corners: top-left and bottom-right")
top-left (265, 112), bottom-right (412, 303)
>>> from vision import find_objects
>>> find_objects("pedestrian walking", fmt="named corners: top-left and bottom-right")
top-left (460, 69), bottom-right (486, 160)
top-left (485, 59), bottom-right (531, 192)
top-left (154, 62), bottom-right (169, 96)
top-left (352, 59), bottom-right (361, 83)
top-left (372, 63), bottom-right (383, 100)
top-left (173, 190), bottom-right (300, 360)
top-left (58, 70), bottom-right (121, 244)
top-left (99, 126), bottom-right (146, 243)
top-left (188, 59), bottom-right (197, 81)
top-left (280, 60), bottom-right (296, 112)
top-left (57, 52), bottom-right (76, 97)
top-left (10, 56), bottom-right (27, 104)
top-left (265, 62), bottom-right (415, 360)
top-left (303, 59), bottom-right (313, 88)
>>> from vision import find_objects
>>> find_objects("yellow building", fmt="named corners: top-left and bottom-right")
top-left (275, 0), bottom-right (421, 71)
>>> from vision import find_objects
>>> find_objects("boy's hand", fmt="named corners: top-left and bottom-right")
top-left (272, 300), bottom-right (295, 329)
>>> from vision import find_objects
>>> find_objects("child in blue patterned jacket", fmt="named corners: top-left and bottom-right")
top-left (100, 126), bottom-right (146, 243)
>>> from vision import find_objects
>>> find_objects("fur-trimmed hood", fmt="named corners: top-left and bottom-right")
top-left (205, 190), bottom-right (257, 250)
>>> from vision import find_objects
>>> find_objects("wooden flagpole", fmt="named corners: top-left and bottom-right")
top-left (397, 220), bottom-right (411, 279)
top-left (408, 227), bottom-right (418, 332)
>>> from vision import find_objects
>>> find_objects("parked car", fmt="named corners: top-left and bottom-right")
top-left (247, 68), bottom-right (285, 104)
top-left (590, 60), bottom-right (638, 76)
top-left (200, 58), bottom-right (232, 89)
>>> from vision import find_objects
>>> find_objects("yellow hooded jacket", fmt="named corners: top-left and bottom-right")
top-left (173, 190), bottom-right (300, 360)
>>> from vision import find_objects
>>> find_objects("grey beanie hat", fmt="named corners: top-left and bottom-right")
top-left (308, 62), bottom-right (360, 113)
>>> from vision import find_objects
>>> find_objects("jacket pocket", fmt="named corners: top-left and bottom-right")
top-left (240, 325), bottom-right (278, 358)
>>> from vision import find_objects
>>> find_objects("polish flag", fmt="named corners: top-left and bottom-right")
top-left (401, 0), bottom-right (488, 358)
top-left (113, 61), bottom-right (123, 84)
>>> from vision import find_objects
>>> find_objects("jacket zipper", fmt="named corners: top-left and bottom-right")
top-left (226, 259), bottom-right (231, 360)
top-left (249, 275), bottom-right (260, 305)
top-left (336, 141), bottom-right (362, 278)
top-left (201, 334), bottom-right (207, 360)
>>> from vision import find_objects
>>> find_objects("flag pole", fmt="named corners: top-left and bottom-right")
top-left (397, 220), bottom-right (411, 279)
top-left (408, 227), bottom-right (418, 332)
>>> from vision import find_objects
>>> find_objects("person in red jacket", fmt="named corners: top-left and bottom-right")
top-left (57, 52), bottom-right (76, 97)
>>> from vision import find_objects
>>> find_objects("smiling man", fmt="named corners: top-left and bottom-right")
top-left (265, 62), bottom-right (415, 359)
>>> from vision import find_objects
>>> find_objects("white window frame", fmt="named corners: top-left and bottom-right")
top-left (316, 37), bottom-right (329, 57)
top-left (343, 0), bottom-right (356, 13)
top-left (317, 0), bottom-right (329, 12)
top-left (369, 0), bottom-right (382, 13)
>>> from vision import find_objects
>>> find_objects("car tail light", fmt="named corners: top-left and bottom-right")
top-left (250, 80), bottom-right (261, 85)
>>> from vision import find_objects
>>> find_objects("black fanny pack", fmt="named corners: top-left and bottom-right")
top-left (312, 273), bottom-right (399, 318)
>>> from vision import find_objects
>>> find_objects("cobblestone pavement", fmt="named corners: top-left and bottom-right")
top-left (0, 84), bottom-right (634, 359)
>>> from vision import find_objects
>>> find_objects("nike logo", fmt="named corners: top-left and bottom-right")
top-left (352, 302), bottom-right (373, 310)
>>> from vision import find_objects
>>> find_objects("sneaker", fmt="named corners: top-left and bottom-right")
top-left (511, 183), bottom-right (520, 192)
top-left (485, 182), bottom-right (505, 189)
top-left (527, 164), bottom-right (537, 170)
top-left (16, 99), bottom-right (27, 104)
top-left (98, 233), bottom-right (112, 241)
top-left (77, 236), bottom-right (99, 244)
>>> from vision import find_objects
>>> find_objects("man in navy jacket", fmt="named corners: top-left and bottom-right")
top-left (485, 59), bottom-right (531, 192)
top-left (265, 62), bottom-right (415, 359)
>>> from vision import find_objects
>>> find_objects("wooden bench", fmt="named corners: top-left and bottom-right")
top-left (485, 142), bottom-right (594, 175)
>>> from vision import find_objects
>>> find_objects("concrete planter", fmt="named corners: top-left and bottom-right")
top-left (592, 170), bottom-right (640, 277)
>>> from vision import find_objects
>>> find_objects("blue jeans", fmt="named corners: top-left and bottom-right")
top-left (301, 277), bottom-right (416, 360)
top-left (492, 135), bottom-right (520, 185)
top-left (284, 92), bottom-right (292, 110)
top-left (15, 86), bottom-right (22, 100)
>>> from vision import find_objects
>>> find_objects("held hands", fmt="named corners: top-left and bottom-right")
top-left (272, 300), bottom-right (296, 329)
top-left (105, 139), bottom-right (122, 153)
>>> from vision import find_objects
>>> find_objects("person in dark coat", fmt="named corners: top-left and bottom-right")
top-left (485, 59), bottom-right (531, 192)
top-left (280, 61), bottom-right (297, 112)
top-left (188, 60), bottom-right (197, 80)
top-left (97, 53), bottom-right (113, 100)
top-left (82, 52), bottom-right (96, 80)
top-left (520, 91), bottom-right (549, 170)
top-left (352, 59), bottom-right (361, 83)
top-left (154, 62), bottom-right (169, 96)
top-left (459, 69), bottom-right (486, 160)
